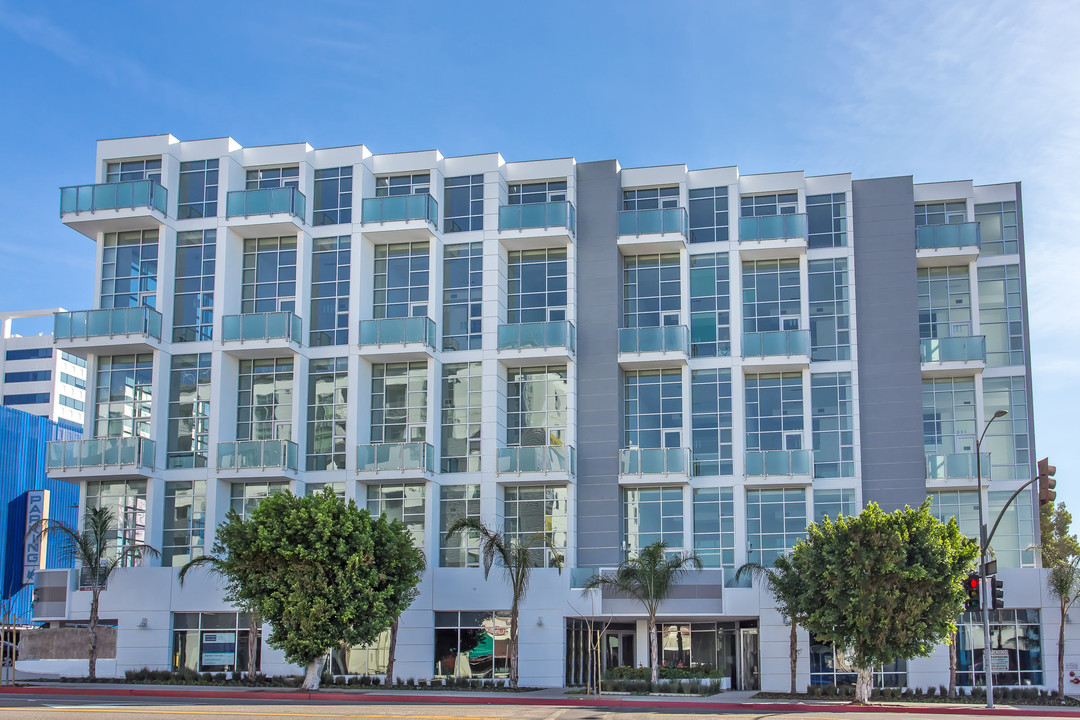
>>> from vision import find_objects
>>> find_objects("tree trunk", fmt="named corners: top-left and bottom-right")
top-left (88, 590), bottom-right (99, 681)
top-left (949, 630), bottom-right (957, 698)
top-left (247, 614), bottom-right (259, 680)
top-left (509, 599), bottom-right (519, 688)
top-left (385, 619), bottom-right (399, 687)
top-left (789, 618), bottom-right (798, 695)
top-left (649, 615), bottom-right (658, 685)
top-left (300, 655), bottom-right (325, 691)
top-left (854, 666), bottom-right (873, 704)
top-left (1061, 599), bottom-right (1067, 702)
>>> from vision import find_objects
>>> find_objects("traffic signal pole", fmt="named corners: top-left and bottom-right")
top-left (974, 412), bottom-right (1005, 709)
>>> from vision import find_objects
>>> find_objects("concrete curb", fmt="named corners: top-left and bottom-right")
top-left (1, 684), bottom-right (1080, 716)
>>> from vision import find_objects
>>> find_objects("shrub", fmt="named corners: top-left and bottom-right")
top-left (469, 678), bottom-right (480, 690)
top-left (902, 688), bottom-right (912, 699)
top-left (809, 685), bottom-right (822, 697)
top-left (201, 672), bottom-right (213, 683)
top-left (495, 679), bottom-right (505, 689)
top-left (939, 685), bottom-right (948, 697)
top-left (1022, 687), bottom-right (1036, 700)
top-left (925, 686), bottom-right (937, 697)
top-left (372, 676), bottom-right (381, 686)
top-left (686, 678), bottom-right (702, 695)
top-left (418, 679), bottom-right (427, 687)
top-left (957, 687), bottom-right (967, 698)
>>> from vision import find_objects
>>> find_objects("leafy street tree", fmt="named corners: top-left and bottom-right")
top-left (1047, 560), bottom-right (1080, 699)
top-left (1041, 501), bottom-right (1080, 698)
top-left (28, 506), bottom-right (158, 680)
top-left (213, 489), bottom-right (423, 690)
top-left (445, 518), bottom-right (562, 688)
top-left (736, 557), bottom-right (808, 694)
top-left (584, 541), bottom-right (703, 685)
top-left (786, 501), bottom-right (977, 704)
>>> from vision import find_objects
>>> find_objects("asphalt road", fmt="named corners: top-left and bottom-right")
top-left (0, 696), bottom-right (1073, 720)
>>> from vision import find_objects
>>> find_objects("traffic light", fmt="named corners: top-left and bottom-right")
top-left (1038, 457), bottom-right (1057, 506)
top-left (991, 576), bottom-right (1005, 610)
top-left (963, 574), bottom-right (981, 611)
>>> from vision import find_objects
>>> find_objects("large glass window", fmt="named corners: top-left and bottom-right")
top-left (167, 353), bottom-right (211, 469)
top-left (6, 348), bottom-right (51, 361)
top-left (624, 254), bottom-right (681, 329)
top-left (329, 629), bottom-right (391, 676)
top-left (743, 258), bottom-right (800, 334)
top-left (741, 193), bottom-right (797, 217)
top-left (507, 248), bottom-right (567, 323)
top-left (163, 481), bottom-right (206, 567)
top-left (85, 479), bottom-right (147, 565)
top-left (506, 365), bottom-right (567, 447)
top-left (306, 357), bottom-right (348, 471)
top-left (241, 237), bottom-right (296, 314)
top-left (94, 354), bottom-right (153, 439)
top-left (693, 487), bottom-right (734, 570)
top-left (978, 264), bottom-right (1025, 367)
top-left (101, 230), bottom-right (158, 309)
top-left (689, 253), bottom-right (730, 358)
top-left (746, 488), bottom-right (806, 566)
top-left (371, 361), bottom-right (427, 444)
top-left (172, 229), bottom-right (215, 342)
top-left (915, 201), bottom-right (966, 227)
top-left (982, 375), bottom-right (1030, 481)
top-left (503, 485), bottom-right (567, 567)
top-left (373, 242), bottom-right (428, 319)
top-left (439, 485), bottom-right (481, 567)
top-left (956, 609), bottom-right (1042, 687)
top-left (806, 193), bottom-right (847, 248)
top-left (922, 377), bottom-right (976, 455)
top-left (810, 636), bottom-right (906, 687)
top-left (4, 370), bottom-right (51, 383)
top-left (4, 393), bottom-right (49, 405)
top-left (236, 358), bottom-right (293, 441)
top-left (177, 160), bottom-right (219, 219)
top-left (230, 481), bottom-right (288, 520)
top-left (975, 201), bottom-right (1018, 256)
top-left (928, 490), bottom-right (1035, 568)
top-left (442, 242), bottom-right (482, 351)
top-left (688, 186), bottom-right (729, 243)
top-left (509, 180), bottom-right (566, 204)
top-left (246, 167), bottom-right (298, 189)
top-left (172, 612), bottom-right (260, 674)
top-left (808, 258), bottom-right (850, 361)
top-left (745, 372), bottom-right (804, 454)
top-left (376, 173), bottom-right (430, 197)
top-left (441, 362), bottom-right (481, 472)
top-left (444, 174), bottom-right (484, 232)
top-left (106, 159), bottom-right (160, 183)
top-left (434, 611), bottom-right (510, 679)
top-left (624, 486), bottom-right (683, 555)
top-left (623, 187), bottom-right (678, 210)
top-left (310, 236), bottom-right (350, 346)
top-left (367, 484), bottom-right (426, 548)
top-left (811, 372), bottom-right (854, 479)
top-left (918, 266), bottom-right (971, 339)
top-left (312, 166), bottom-right (353, 226)
top-left (691, 369), bottom-right (733, 476)
top-left (813, 488), bottom-right (857, 524)
top-left (624, 369), bottom-right (682, 450)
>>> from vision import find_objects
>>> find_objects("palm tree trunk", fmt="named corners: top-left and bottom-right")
top-left (948, 630), bottom-right (957, 698)
top-left (385, 619), bottom-right (399, 687)
top-left (247, 613), bottom-right (259, 680)
top-left (649, 614), bottom-right (658, 685)
top-left (88, 590), bottom-right (99, 681)
top-left (789, 618), bottom-right (797, 694)
top-left (509, 598), bottom-right (520, 688)
top-left (1061, 599), bottom-right (1067, 701)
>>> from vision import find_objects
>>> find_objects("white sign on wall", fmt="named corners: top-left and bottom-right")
top-left (23, 490), bottom-right (49, 584)
top-left (990, 648), bottom-right (1010, 672)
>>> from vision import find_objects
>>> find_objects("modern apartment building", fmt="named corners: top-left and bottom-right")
top-left (29, 134), bottom-right (1052, 690)
top-left (0, 309), bottom-right (87, 427)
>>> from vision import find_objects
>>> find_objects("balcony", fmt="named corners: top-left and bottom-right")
top-left (920, 336), bottom-right (986, 376)
top-left (741, 329), bottom-right (811, 370)
top-left (221, 312), bottom-right (303, 358)
top-left (737, 214), bottom-right (808, 258)
top-left (357, 317), bottom-right (437, 361)
top-left (745, 450), bottom-right (812, 478)
top-left (498, 201), bottom-right (575, 248)
top-left (618, 326), bottom-right (689, 369)
top-left (617, 208), bottom-right (688, 253)
top-left (225, 188), bottom-right (306, 237)
top-left (497, 321), bottom-right (576, 364)
top-left (356, 442), bottom-right (435, 481)
top-left (53, 307), bottom-right (164, 357)
top-left (916, 222), bottom-right (981, 266)
top-left (59, 180), bottom-right (167, 237)
top-left (361, 195), bottom-right (439, 243)
top-left (46, 438), bottom-right (156, 480)
top-left (926, 453), bottom-right (991, 484)
top-left (217, 440), bottom-right (299, 481)
top-left (496, 445), bottom-right (576, 479)
top-left (618, 447), bottom-right (690, 483)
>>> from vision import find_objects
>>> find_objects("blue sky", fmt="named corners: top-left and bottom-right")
top-left (1, 0), bottom-right (1077, 516)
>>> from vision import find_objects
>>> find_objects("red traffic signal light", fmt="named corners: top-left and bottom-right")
top-left (963, 574), bottom-right (981, 611)
top-left (1038, 458), bottom-right (1057, 506)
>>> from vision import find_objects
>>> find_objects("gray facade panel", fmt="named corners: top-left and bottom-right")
top-left (852, 176), bottom-right (927, 511)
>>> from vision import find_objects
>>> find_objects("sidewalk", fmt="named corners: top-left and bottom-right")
top-left (0, 681), bottom-right (1079, 716)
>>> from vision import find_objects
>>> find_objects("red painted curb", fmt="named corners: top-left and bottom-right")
top-left (0, 685), bottom-right (1076, 716)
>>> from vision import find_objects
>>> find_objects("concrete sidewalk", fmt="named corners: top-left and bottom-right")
top-left (0, 681), bottom-right (1078, 716)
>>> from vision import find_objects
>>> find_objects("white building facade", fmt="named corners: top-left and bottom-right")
top-left (1, 308), bottom-right (86, 427)
top-left (30, 134), bottom-right (1057, 691)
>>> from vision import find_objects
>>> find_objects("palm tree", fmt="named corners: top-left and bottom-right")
top-left (584, 541), bottom-right (703, 685)
top-left (28, 506), bottom-right (158, 680)
top-left (1048, 560), bottom-right (1080, 700)
top-left (735, 557), bottom-right (805, 694)
top-left (445, 517), bottom-right (562, 688)
top-left (177, 554), bottom-right (260, 680)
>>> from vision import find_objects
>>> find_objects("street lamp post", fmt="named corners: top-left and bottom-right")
top-left (975, 409), bottom-right (1007, 709)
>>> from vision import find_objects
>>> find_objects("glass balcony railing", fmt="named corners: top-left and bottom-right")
top-left (745, 449), bottom-right (811, 476)
top-left (920, 335), bottom-right (987, 363)
top-left (619, 325), bottom-right (689, 354)
top-left (497, 321), bottom-right (576, 352)
top-left (46, 438), bottom-right (155, 471)
top-left (53, 307), bottom-right (162, 342)
top-left (497, 445), bottom-right (576, 474)
top-left (356, 442), bottom-right (435, 474)
top-left (498, 201), bottom-right (576, 232)
top-left (358, 317), bottom-right (436, 347)
top-left (222, 312), bottom-right (302, 344)
top-left (739, 213), bottom-right (808, 242)
top-left (218, 440), bottom-right (299, 472)
top-left (361, 194), bottom-right (438, 225)
top-left (916, 222), bottom-right (981, 250)
top-left (618, 208), bottom-right (688, 237)
top-left (226, 187), bottom-right (306, 221)
top-left (743, 329), bottom-right (810, 357)
top-left (60, 180), bottom-right (167, 217)
top-left (619, 447), bottom-right (690, 475)
top-left (926, 453), bottom-right (991, 481)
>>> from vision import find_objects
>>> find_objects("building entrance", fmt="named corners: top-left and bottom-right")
top-left (603, 629), bottom-right (635, 669)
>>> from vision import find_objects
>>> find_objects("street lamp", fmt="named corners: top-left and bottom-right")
top-left (975, 409), bottom-right (1007, 709)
